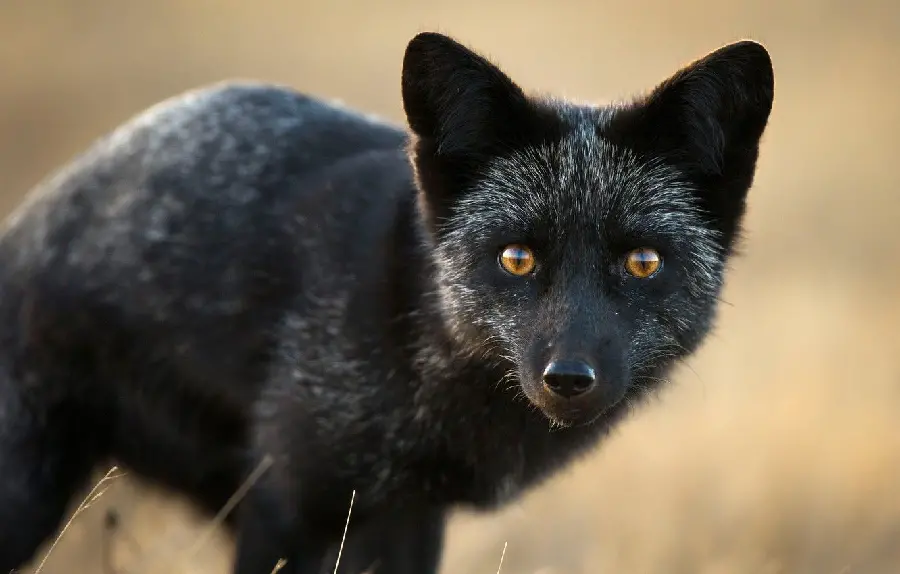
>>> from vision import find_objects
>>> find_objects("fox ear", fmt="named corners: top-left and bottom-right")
top-left (612, 40), bottom-right (774, 245)
top-left (633, 40), bottom-right (774, 177)
top-left (401, 32), bottom-right (532, 159)
top-left (402, 33), bottom-right (550, 232)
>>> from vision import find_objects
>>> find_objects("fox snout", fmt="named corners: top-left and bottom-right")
top-left (541, 359), bottom-right (596, 398)
top-left (522, 320), bottom-right (630, 425)
top-left (537, 350), bottom-right (628, 421)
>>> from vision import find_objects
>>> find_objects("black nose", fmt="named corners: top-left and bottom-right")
top-left (542, 360), bottom-right (597, 399)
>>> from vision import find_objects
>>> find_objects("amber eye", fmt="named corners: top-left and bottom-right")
top-left (499, 244), bottom-right (536, 276)
top-left (624, 248), bottom-right (662, 278)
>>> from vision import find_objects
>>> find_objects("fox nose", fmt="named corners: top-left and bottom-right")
top-left (542, 360), bottom-right (597, 399)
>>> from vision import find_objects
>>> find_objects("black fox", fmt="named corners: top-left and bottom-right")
top-left (0, 32), bottom-right (774, 574)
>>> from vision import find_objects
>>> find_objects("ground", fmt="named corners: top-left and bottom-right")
top-left (2, 1), bottom-right (900, 572)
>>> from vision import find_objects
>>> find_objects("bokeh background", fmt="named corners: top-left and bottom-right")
top-left (3, 1), bottom-right (900, 573)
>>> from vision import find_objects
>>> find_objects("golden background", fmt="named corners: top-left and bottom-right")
top-left (2, 1), bottom-right (899, 572)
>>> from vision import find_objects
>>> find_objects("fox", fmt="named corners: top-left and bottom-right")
top-left (0, 31), bottom-right (774, 574)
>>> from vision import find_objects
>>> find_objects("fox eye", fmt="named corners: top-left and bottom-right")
top-left (624, 248), bottom-right (662, 279)
top-left (499, 244), bottom-right (536, 276)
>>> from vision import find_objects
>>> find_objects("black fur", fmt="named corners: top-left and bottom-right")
top-left (0, 32), bottom-right (774, 574)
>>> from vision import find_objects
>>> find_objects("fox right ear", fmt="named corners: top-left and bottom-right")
top-left (608, 40), bottom-right (774, 248)
top-left (640, 40), bottom-right (775, 178)
top-left (401, 32), bottom-right (531, 160)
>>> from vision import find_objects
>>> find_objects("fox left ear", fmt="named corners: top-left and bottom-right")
top-left (401, 32), bottom-right (533, 160)
top-left (401, 32), bottom-right (552, 232)
top-left (611, 41), bottom-right (775, 244)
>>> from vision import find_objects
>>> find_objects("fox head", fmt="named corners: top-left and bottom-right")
top-left (402, 32), bottom-right (774, 426)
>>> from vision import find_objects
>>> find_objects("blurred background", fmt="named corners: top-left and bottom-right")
top-left (3, 1), bottom-right (900, 573)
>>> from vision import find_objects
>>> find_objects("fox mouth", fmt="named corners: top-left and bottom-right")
top-left (539, 397), bottom-right (623, 428)
top-left (519, 372), bottom-right (628, 428)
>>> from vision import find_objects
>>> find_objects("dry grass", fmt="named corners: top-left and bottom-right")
top-left (3, 0), bottom-right (900, 573)
top-left (30, 472), bottom-right (509, 574)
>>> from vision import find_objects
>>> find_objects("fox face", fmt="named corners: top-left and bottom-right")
top-left (402, 33), bottom-right (773, 426)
